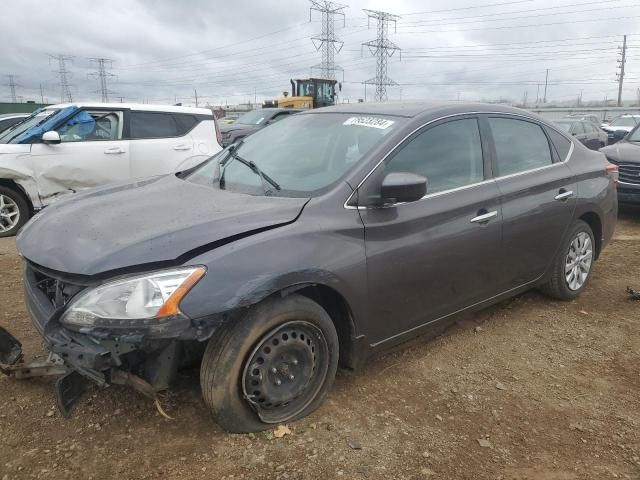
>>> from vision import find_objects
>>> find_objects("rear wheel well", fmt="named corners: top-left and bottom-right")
top-left (0, 179), bottom-right (34, 215)
top-left (578, 212), bottom-right (602, 259)
top-left (286, 285), bottom-right (355, 369)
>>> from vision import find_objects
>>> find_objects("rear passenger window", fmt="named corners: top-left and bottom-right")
top-left (384, 118), bottom-right (484, 194)
top-left (488, 118), bottom-right (552, 176)
top-left (173, 114), bottom-right (199, 135)
top-left (129, 112), bottom-right (178, 139)
top-left (545, 127), bottom-right (572, 161)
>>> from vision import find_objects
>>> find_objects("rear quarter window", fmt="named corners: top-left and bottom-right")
top-left (545, 127), bottom-right (572, 161)
top-left (173, 114), bottom-right (200, 135)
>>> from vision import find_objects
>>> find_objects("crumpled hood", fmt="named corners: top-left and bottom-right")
top-left (220, 123), bottom-right (254, 134)
top-left (600, 141), bottom-right (640, 164)
top-left (17, 174), bottom-right (308, 276)
top-left (602, 125), bottom-right (634, 133)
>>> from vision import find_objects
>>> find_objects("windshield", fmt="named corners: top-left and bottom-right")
top-left (0, 108), bottom-right (64, 144)
top-left (555, 121), bottom-right (573, 133)
top-left (610, 116), bottom-right (638, 128)
top-left (187, 112), bottom-right (405, 197)
top-left (235, 110), bottom-right (269, 125)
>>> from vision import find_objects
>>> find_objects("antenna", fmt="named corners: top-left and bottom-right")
top-left (49, 54), bottom-right (74, 103)
top-left (5, 75), bottom-right (18, 103)
top-left (88, 58), bottom-right (117, 103)
top-left (361, 9), bottom-right (401, 102)
top-left (309, 0), bottom-right (347, 80)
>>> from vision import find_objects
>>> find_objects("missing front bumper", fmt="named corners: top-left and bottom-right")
top-left (0, 324), bottom-right (182, 418)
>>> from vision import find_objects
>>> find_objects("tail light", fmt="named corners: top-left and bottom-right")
top-left (213, 116), bottom-right (222, 146)
top-left (606, 163), bottom-right (619, 188)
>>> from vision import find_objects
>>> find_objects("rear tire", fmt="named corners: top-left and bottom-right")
top-left (540, 220), bottom-right (595, 300)
top-left (0, 186), bottom-right (30, 238)
top-left (200, 294), bottom-right (339, 433)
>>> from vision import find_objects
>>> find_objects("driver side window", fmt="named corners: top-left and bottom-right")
top-left (384, 118), bottom-right (484, 195)
top-left (58, 110), bottom-right (121, 143)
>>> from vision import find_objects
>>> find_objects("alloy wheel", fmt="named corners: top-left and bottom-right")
top-left (242, 321), bottom-right (329, 424)
top-left (565, 231), bottom-right (593, 291)
top-left (0, 194), bottom-right (20, 233)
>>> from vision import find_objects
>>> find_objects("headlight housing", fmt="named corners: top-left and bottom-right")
top-left (60, 266), bottom-right (205, 331)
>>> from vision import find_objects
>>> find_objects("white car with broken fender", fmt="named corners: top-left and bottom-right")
top-left (0, 103), bottom-right (222, 236)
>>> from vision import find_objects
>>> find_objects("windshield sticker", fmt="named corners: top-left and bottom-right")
top-left (343, 116), bottom-right (395, 129)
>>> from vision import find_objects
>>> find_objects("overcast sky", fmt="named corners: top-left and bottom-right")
top-left (2, 0), bottom-right (639, 107)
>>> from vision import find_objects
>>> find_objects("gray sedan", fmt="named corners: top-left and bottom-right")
top-left (2, 102), bottom-right (617, 433)
top-left (219, 108), bottom-right (301, 146)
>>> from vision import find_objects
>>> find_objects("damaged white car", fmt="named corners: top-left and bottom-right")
top-left (0, 103), bottom-right (223, 236)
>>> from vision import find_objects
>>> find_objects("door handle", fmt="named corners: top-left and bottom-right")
top-left (554, 190), bottom-right (574, 201)
top-left (104, 147), bottom-right (125, 154)
top-left (470, 210), bottom-right (498, 224)
top-left (173, 144), bottom-right (192, 151)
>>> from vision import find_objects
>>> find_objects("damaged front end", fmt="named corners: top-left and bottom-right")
top-left (0, 262), bottom-right (216, 417)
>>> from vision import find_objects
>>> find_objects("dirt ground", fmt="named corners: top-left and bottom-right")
top-left (1, 208), bottom-right (639, 480)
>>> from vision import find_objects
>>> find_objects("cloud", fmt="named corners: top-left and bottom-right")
top-left (1, 0), bottom-right (638, 106)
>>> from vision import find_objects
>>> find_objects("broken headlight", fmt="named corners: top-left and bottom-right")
top-left (60, 267), bottom-right (205, 329)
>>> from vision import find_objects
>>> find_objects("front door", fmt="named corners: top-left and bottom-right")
top-left (485, 115), bottom-right (576, 289)
top-left (357, 117), bottom-right (503, 345)
top-left (30, 109), bottom-right (130, 205)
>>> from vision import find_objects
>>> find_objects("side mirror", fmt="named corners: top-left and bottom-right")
top-left (42, 131), bottom-right (61, 145)
top-left (380, 172), bottom-right (427, 204)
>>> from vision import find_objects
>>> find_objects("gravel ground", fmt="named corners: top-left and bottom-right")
top-left (1, 208), bottom-right (639, 480)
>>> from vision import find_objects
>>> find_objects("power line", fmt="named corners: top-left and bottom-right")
top-left (49, 54), bottom-right (74, 103)
top-left (397, 0), bottom-right (635, 27)
top-left (617, 35), bottom-right (628, 106)
top-left (395, 14), bottom-right (640, 34)
top-left (362, 9), bottom-right (401, 102)
top-left (398, 0), bottom-right (533, 16)
top-left (88, 58), bottom-right (117, 102)
top-left (309, 0), bottom-right (347, 80)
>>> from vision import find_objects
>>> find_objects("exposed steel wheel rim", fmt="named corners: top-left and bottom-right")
top-left (242, 321), bottom-right (329, 424)
top-left (0, 194), bottom-right (20, 233)
top-left (565, 231), bottom-right (593, 291)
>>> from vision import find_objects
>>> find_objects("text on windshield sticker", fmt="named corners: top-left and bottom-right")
top-left (343, 117), bottom-right (395, 129)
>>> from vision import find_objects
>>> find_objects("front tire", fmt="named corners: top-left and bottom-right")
top-left (0, 186), bottom-right (30, 238)
top-left (200, 294), bottom-right (339, 433)
top-left (540, 220), bottom-right (595, 300)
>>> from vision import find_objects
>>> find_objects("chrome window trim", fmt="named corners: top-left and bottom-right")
top-left (344, 111), bottom-right (573, 210)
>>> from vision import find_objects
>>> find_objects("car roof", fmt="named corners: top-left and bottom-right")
top-left (0, 113), bottom-right (29, 119)
top-left (262, 108), bottom-right (302, 113)
top-left (305, 101), bottom-right (534, 118)
top-left (44, 102), bottom-right (213, 116)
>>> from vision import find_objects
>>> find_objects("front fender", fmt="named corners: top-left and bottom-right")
top-left (178, 192), bottom-right (368, 338)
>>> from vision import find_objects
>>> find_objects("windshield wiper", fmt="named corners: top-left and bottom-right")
top-left (219, 142), bottom-right (281, 195)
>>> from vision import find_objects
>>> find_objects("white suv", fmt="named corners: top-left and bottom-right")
top-left (0, 103), bottom-right (222, 236)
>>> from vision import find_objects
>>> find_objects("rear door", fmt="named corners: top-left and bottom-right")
top-left (127, 111), bottom-right (201, 178)
top-left (357, 116), bottom-right (503, 344)
top-left (30, 108), bottom-right (130, 204)
top-left (585, 122), bottom-right (603, 150)
top-left (571, 121), bottom-right (588, 148)
top-left (485, 115), bottom-right (576, 289)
